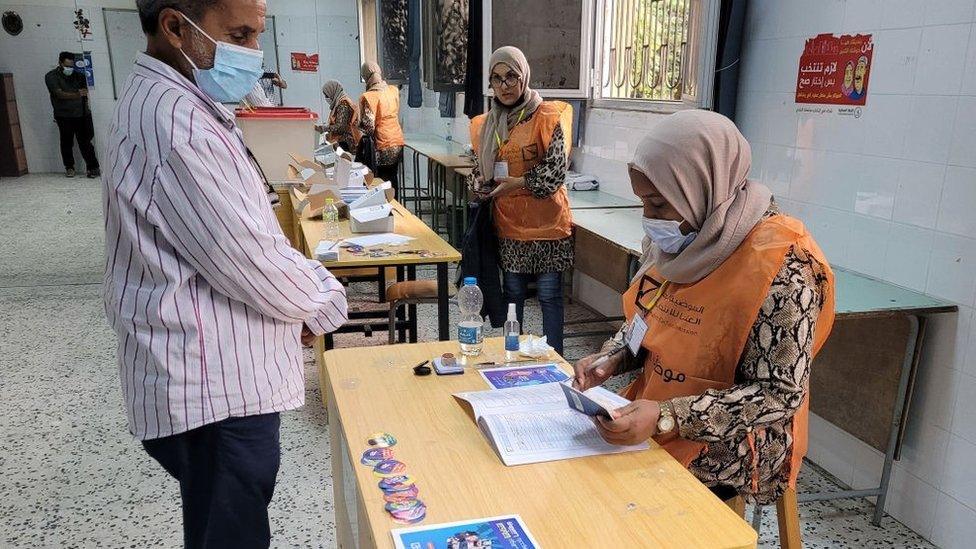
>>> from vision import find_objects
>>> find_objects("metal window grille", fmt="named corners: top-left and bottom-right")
top-left (600, 0), bottom-right (697, 102)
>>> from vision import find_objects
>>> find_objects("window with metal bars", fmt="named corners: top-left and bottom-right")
top-left (596, 0), bottom-right (713, 107)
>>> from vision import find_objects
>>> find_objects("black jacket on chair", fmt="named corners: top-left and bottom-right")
top-left (457, 199), bottom-right (506, 328)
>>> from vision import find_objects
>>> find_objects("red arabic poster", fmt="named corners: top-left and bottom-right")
top-left (290, 53), bottom-right (319, 72)
top-left (795, 33), bottom-right (873, 106)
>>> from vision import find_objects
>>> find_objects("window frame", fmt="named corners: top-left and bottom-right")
top-left (482, 0), bottom-right (595, 99)
top-left (589, 0), bottom-right (721, 113)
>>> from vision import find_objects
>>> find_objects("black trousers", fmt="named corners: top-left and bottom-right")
top-left (55, 114), bottom-right (99, 171)
top-left (376, 162), bottom-right (401, 199)
top-left (142, 413), bottom-right (281, 549)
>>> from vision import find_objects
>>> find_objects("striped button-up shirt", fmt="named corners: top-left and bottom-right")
top-left (102, 53), bottom-right (347, 441)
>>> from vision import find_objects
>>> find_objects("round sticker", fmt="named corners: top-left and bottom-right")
top-left (373, 459), bottom-right (407, 478)
top-left (361, 447), bottom-right (395, 467)
top-left (385, 499), bottom-right (423, 513)
top-left (378, 475), bottom-right (415, 492)
top-left (383, 485), bottom-right (419, 502)
top-left (366, 432), bottom-right (397, 448)
top-left (389, 502), bottom-right (427, 524)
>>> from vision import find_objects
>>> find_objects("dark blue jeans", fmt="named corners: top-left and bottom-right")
top-left (142, 413), bottom-right (281, 549)
top-left (503, 271), bottom-right (564, 355)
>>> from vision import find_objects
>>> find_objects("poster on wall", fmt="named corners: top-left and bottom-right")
top-left (290, 52), bottom-right (319, 72)
top-left (74, 8), bottom-right (93, 41)
top-left (795, 33), bottom-right (873, 106)
top-left (80, 51), bottom-right (94, 87)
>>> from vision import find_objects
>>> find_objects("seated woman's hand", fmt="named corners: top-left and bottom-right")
top-left (595, 399), bottom-right (661, 446)
top-left (489, 176), bottom-right (525, 198)
top-left (572, 352), bottom-right (621, 391)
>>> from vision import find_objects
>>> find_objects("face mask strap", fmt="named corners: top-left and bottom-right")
top-left (179, 12), bottom-right (217, 47)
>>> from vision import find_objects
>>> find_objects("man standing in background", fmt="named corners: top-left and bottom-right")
top-left (103, 0), bottom-right (348, 547)
top-left (44, 52), bottom-right (100, 178)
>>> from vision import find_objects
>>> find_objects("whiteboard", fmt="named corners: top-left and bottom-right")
top-left (102, 9), bottom-right (279, 100)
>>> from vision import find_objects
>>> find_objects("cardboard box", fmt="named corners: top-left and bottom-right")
top-left (347, 185), bottom-right (394, 233)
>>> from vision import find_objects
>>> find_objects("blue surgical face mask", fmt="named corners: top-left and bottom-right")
top-left (179, 14), bottom-right (264, 103)
top-left (62, 66), bottom-right (74, 76)
top-left (642, 217), bottom-right (697, 254)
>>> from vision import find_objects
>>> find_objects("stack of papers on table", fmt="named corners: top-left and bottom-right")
top-left (343, 233), bottom-right (414, 247)
top-left (453, 382), bottom-right (648, 466)
top-left (313, 240), bottom-right (341, 261)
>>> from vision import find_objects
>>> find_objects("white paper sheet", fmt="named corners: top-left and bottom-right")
top-left (455, 384), bottom-right (649, 466)
top-left (343, 233), bottom-right (414, 247)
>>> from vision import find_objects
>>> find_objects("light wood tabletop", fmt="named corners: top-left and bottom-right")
top-left (321, 338), bottom-right (758, 549)
top-left (301, 200), bottom-right (461, 269)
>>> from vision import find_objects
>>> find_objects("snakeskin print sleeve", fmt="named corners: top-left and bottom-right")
top-left (523, 124), bottom-right (568, 199)
top-left (360, 101), bottom-right (376, 137)
top-left (668, 248), bottom-right (827, 443)
top-left (326, 102), bottom-right (354, 135)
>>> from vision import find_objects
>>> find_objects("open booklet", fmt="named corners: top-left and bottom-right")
top-left (454, 382), bottom-right (649, 466)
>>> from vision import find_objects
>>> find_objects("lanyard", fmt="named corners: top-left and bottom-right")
top-left (493, 108), bottom-right (526, 149)
top-left (635, 276), bottom-right (671, 315)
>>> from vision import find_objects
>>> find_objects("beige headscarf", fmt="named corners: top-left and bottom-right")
top-left (478, 46), bottom-right (544, 182)
top-left (361, 61), bottom-right (387, 92)
top-left (632, 110), bottom-right (772, 284)
top-left (322, 80), bottom-right (348, 109)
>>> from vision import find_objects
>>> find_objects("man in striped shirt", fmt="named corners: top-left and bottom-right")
top-left (103, 1), bottom-right (347, 547)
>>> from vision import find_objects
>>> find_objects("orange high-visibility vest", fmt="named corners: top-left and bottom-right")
top-left (621, 214), bottom-right (835, 490)
top-left (470, 101), bottom-right (574, 241)
top-left (360, 86), bottom-right (405, 151)
top-left (328, 96), bottom-right (362, 147)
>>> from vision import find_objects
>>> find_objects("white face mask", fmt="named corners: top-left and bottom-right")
top-left (642, 217), bottom-right (697, 254)
top-left (62, 66), bottom-right (74, 76)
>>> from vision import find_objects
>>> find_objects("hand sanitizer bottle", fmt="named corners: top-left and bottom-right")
top-left (504, 303), bottom-right (520, 362)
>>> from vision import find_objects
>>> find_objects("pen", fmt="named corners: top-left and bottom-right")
top-left (591, 345), bottom-right (625, 368)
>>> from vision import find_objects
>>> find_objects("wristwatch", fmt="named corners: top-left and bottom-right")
top-left (657, 401), bottom-right (676, 434)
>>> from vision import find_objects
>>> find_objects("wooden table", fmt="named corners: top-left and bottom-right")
top-left (321, 338), bottom-right (758, 549)
top-left (569, 206), bottom-right (958, 525)
top-left (301, 200), bottom-right (461, 342)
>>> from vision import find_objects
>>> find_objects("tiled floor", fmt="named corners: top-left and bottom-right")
top-left (0, 174), bottom-right (935, 547)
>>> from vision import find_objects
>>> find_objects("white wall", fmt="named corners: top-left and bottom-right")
top-left (0, 0), bottom-right (361, 174)
top-left (736, 1), bottom-right (976, 545)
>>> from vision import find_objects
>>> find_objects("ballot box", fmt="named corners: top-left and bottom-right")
top-left (236, 107), bottom-right (318, 182)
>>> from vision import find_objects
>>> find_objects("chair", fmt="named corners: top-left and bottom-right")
top-left (386, 280), bottom-right (457, 344)
top-left (725, 487), bottom-right (802, 549)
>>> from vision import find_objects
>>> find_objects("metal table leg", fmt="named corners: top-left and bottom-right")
top-left (407, 265), bottom-right (418, 343)
top-left (437, 262), bottom-right (450, 341)
top-left (796, 314), bottom-right (923, 527)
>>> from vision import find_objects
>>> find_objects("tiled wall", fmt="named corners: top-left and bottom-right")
top-left (0, 0), bottom-right (361, 174)
top-left (736, 0), bottom-right (976, 545)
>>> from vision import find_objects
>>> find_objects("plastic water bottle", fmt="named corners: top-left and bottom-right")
top-left (458, 277), bottom-right (485, 356)
top-left (324, 198), bottom-right (340, 242)
top-left (504, 303), bottom-right (520, 362)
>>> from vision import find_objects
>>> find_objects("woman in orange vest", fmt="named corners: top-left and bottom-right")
top-left (469, 46), bottom-right (574, 355)
top-left (359, 62), bottom-right (405, 193)
top-left (318, 80), bottom-right (361, 157)
top-left (573, 110), bottom-right (835, 505)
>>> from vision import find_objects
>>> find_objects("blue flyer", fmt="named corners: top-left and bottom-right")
top-left (392, 514), bottom-right (539, 549)
top-left (478, 363), bottom-right (569, 390)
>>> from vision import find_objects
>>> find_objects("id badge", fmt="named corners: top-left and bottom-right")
top-left (626, 314), bottom-right (648, 356)
top-left (494, 161), bottom-right (509, 179)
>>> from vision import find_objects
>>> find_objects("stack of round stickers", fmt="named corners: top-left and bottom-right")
top-left (362, 433), bottom-right (427, 524)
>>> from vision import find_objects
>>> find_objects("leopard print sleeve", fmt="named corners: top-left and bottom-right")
top-left (523, 124), bottom-right (568, 199)
top-left (668, 248), bottom-right (827, 443)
